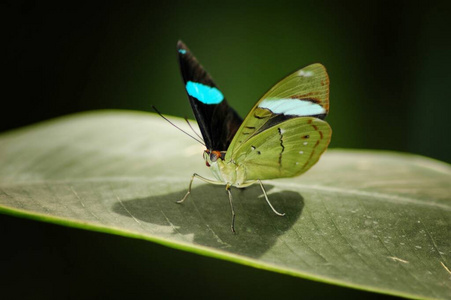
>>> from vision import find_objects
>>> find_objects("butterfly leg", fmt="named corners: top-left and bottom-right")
top-left (178, 173), bottom-right (224, 203)
top-left (258, 180), bottom-right (285, 216)
top-left (226, 184), bottom-right (236, 234)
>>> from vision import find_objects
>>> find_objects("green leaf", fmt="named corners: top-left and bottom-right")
top-left (0, 110), bottom-right (450, 299)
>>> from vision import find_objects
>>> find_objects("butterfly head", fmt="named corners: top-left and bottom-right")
top-left (203, 149), bottom-right (226, 167)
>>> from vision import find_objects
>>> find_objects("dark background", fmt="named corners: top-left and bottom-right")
top-left (1, 1), bottom-right (450, 299)
top-left (3, 1), bottom-right (451, 162)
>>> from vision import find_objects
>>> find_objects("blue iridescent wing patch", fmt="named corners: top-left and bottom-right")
top-left (185, 81), bottom-right (224, 105)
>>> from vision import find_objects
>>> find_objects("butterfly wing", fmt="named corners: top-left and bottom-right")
top-left (177, 41), bottom-right (242, 151)
top-left (235, 117), bottom-right (331, 180)
top-left (257, 63), bottom-right (329, 118)
top-left (226, 63), bottom-right (330, 161)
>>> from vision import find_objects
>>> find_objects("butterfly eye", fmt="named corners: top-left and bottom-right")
top-left (210, 152), bottom-right (219, 162)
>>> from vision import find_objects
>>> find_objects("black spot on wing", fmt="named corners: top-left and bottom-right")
top-left (277, 128), bottom-right (285, 170)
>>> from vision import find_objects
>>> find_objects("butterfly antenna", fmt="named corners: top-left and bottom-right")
top-left (152, 106), bottom-right (206, 147)
top-left (184, 117), bottom-right (204, 142)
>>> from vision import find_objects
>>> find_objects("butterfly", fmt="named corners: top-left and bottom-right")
top-left (172, 40), bottom-right (331, 233)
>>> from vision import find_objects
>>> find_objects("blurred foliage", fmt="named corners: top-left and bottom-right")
top-left (4, 1), bottom-right (451, 162)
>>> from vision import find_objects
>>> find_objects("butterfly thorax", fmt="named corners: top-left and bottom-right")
top-left (203, 149), bottom-right (246, 186)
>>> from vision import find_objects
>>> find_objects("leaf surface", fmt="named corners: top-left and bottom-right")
top-left (0, 110), bottom-right (450, 299)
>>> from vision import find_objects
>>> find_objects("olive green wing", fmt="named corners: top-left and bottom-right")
top-left (233, 117), bottom-right (331, 181)
top-left (257, 63), bottom-right (329, 113)
top-left (225, 63), bottom-right (329, 161)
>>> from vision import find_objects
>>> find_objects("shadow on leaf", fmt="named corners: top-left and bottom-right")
top-left (113, 184), bottom-right (304, 257)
